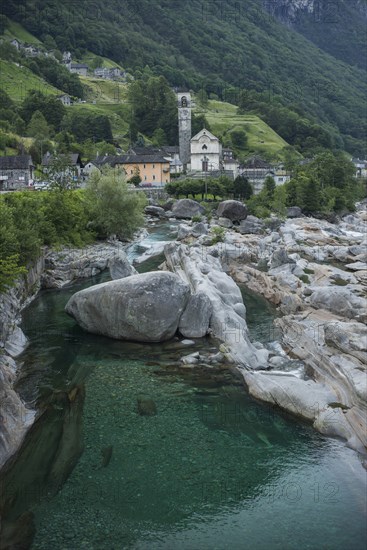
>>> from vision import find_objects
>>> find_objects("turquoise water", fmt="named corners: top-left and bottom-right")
top-left (2, 222), bottom-right (366, 549)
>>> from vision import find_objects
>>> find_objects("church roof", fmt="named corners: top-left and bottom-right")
top-left (190, 128), bottom-right (219, 142)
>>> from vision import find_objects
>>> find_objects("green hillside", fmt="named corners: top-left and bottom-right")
top-left (2, 0), bottom-right (366, 155)
top-left (200, 100), bottom-right (289, 160)
top-left (3, 20), bottom-right (42, 45)
top-left (0, 59), bottom-right (62, 101)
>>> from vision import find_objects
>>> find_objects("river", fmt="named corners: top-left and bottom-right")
top-left (1, 221), bottom-right (366, 549)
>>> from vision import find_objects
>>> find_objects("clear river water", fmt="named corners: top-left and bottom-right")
top-left (1, 222), bottom-right (366, 550)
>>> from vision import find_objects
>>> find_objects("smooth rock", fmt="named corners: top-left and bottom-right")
top-left (172, 199), bottom-right (205, 219)
top-left (191, 222), bottom-right (208, 237)
top-left (144, 205), bottom-right (166, 218)
top-left (179, 292), bottom-right (213, 338)
top-left (287, 206), bottom-right (302, 218)
top-left (108, 251), bottom-right (137, 280)
top-left (65, 271), bottom-right (190, 342)
top-left (217, 200), bottom-right (247, 221)
top-left (218, 217), bottom-right (233, 228)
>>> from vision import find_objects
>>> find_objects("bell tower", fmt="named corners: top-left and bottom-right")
top-left (177, 92), bottom-right (192, 171)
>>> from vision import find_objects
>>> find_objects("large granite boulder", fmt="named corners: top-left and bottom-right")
top-left (287, 206), bottom-right (302, 218)
top-left (217, 200), bottom-right (247, 222)
top-left (65, 271), bottom-right (190, 342)
top-left (171, 199), bottom-right (205, 219)
top-left (178, 292), bottom-right (213, 338)
top-left (191, 222), bottom-right (208, 237)
top-left (108, 251), bottom-right (137, 280)
top-left (144, 205), bottom-right (166, 218)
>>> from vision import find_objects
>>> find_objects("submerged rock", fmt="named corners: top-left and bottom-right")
top-left (65, 271), bottom-right (190, 342)
top-left (137, 397), bottom-right (157, 416)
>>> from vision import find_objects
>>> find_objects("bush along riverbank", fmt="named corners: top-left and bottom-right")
top-left (0, 170), bottom-right (147, 469)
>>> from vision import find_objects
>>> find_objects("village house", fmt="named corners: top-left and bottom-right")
top-left (94, 67), bottom-right (124, 80)
top-left (82, 161), bottom-right (101, 179)
top-left (128, 145), bottom-right (183, 175)
top-left (352, 158), bottom-right (367, 178)
top-left (42, 152), bottom-right (84, 181)
top-left (239, 156), bottom-right (273, 194)
top-left (0, 155), bottom-right (34, 191)
top-left (69, 63), bottom-right (89, 76)
top-left (10, 39), bottom-right (20, 51)
top-left (62, 51), bottom-right (72, 64)
top-left (97, 154), bottom-right (170, 186)
top-left (57, 93), bottom-right (72, 106)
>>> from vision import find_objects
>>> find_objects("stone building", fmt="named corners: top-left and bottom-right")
top-left (0, 155), bottom-right (34, 190)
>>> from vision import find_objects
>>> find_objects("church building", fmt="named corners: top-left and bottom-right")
top-left (190, 128), bottom-right (222, 172)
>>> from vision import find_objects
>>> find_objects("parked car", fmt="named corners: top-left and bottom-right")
top-left (34, 181), bottom-right (51, 191)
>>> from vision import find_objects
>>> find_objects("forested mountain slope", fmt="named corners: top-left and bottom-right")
top-left (1, 0), bottom-right (366, 155)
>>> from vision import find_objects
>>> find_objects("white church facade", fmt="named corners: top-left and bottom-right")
top-left (190, 128), bottom-right (222, 172)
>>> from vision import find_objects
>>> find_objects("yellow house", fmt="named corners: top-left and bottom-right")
top-left (114, 154), bottom-right (171, 186)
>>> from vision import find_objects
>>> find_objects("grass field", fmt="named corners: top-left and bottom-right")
top-left (80, 76), bottom-right (128, 104)
top-left (70, 103), bottom-right (132, 147)
top-left (80, 52), bottom-right (124, 70)
top-left (4, 21), bottom-right (42, 45)
top-left (196, 99), bottom-right (290, 161)
top-left (0, 59), bottom-right (62, 101)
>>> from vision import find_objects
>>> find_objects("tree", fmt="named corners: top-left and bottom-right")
top-left (85, 167), bottom-right (147, 239)
top-left (128, 167), bottom-right (142, 186)
top-left (264, 176), bottom-right (276, 202)
top-left (230, 129), bottom-right (248, 149)
top-left (47, 156), bottom-right (76, 190)
top-left (233, 175), bottom-right (253, 200)
top-left (197, 89), bottom-right (208, 108)
top-left (20, 91), bottom-right (66, 132)
top-left (27, 110), bottom-right (50, 140)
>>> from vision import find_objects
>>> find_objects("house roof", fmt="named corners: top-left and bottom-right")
top-left (128, 147), bottom-right (164, 156)
top-left (0, 155), bottom-right (34, 170)
top-left (42, 153), bottom-right (83, 166)
top-left (116, 154), bottom-right (169, 164)
top-left (162, 146), bottom-right (179, 154)
top-left (70, 63), bottom-right (88, 69)
top-left (242, 156), bottom-right (272, 169)
top-left (96, 154), bottom-right (169, 166)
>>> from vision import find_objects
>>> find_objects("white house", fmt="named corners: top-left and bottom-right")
top-left (57, 93), bottom-right (72, 106)
top-left (352, 158), bottom-right (367, 178)
top-left (83, 161), bottom-right (101, 179)
top-left (10, 39), bottom-right (20, 50)
top-left (190, 128), bottom-right (222, 172)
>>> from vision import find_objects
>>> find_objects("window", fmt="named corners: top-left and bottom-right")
top-left (202, 144), bottom-right (207, 150)
top-left (153, 175), bottom-right (155, 180)
top-left (130, 170), bottom-right (133, 174)
top-left (144, 164), bottom-right (146, 169)
top-left (153, 164), bottom-right (155, 168)
top-left (144, 176), bottom-right (147, 180)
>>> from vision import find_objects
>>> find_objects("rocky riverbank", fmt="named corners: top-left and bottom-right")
top-left (0, 238), bottom-right (139, 469)
top-left (165, 199), bottom-right (367, 454)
